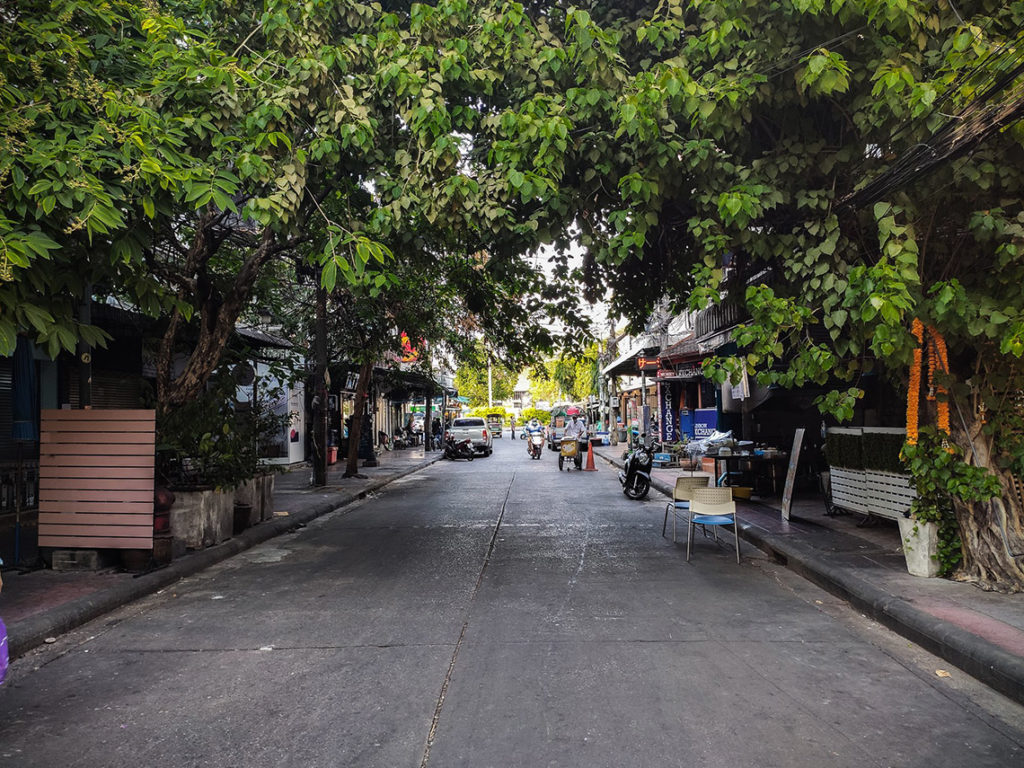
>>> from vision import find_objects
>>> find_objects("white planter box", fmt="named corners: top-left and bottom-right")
top-left (898, 517), bottom-right (940, 577)
top-left (829, 467), bottom-right (870, 514)
top-left (863, 470), bottom-right (916, 519)
top-left (829, 467), bottom-right (916, 520)
top-left (827, 427), bottom-right (915, 520)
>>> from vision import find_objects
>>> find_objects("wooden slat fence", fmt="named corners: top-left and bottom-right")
top-left (38, 409), bottom-right (155, 549)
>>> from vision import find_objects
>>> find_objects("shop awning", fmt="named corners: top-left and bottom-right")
top-left (601, 336), bottom-right (660, 378)
top-left (659, 334), bottom-right (701, 365)
top-left (375, 367), bottom-right (444, 400)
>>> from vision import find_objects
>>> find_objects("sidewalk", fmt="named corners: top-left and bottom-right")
top-left (0, 446), bottom-right (444, 660)
top-left (594, 443), bottom-right (1024, 705)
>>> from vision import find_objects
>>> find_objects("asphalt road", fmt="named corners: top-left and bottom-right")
top-left (2, 436), bottom-right (1023, 767)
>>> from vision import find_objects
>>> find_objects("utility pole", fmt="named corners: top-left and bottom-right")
top-left (77, 287), bottom-right (92, 408)
top-left (487, 361), bottom-right (493, 408)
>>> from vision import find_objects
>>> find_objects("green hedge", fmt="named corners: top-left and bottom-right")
top-left (825, 432), bottom-right (863, 470)
top-left (519, 407), bottom-right (551, 425)
top-left (826, 430), bottom-right (906, 474)
top-left (862, 432), bottom-right (906, 473)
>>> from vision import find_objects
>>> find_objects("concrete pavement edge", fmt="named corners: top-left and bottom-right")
top-left (596, 450), bottom-right (1024, 706)
top-left (7, 454), bottom-right (445, 660)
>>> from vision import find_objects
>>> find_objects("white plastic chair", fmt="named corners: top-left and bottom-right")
top-left (686, 487), bottom-right (741, 563)
top-left (663, 476), bottom-right (710, 539)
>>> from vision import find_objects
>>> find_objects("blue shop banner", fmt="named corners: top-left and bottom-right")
top-left (660, 386), bottom-right (677, 442)
top-left (693, 408), bottom-right (718, 438)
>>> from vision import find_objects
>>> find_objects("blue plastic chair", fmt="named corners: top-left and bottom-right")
top-left (686, 487), bottom-right (741, 563)
top-left (663, 476), bottom-right (711, 539)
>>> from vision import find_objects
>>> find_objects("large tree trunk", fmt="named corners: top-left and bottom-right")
top-left (344, 361), bottom-right (373, 477)
top-left (951, 409), bottom-right (1024, 592)
top-left (156, 226), bottom-right (280, 412)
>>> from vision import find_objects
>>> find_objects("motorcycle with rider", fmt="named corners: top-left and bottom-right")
top-left (524, 418), bottom-right (545, 460)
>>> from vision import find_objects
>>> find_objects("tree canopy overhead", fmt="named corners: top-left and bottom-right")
top-left (5, 1), bottom-right (1024, 588)
top-left (516, 0), bottom-right (1024, 589)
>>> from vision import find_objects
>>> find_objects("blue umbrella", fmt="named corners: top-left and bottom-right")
top-left (12, 336), bottom-right (38, 442)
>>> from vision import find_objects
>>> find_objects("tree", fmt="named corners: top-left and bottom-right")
top-left (528, 345), bottom-right (600, 403)
top-left (454, 342), bottom-right (515, 408)
top-left (505, 1), bottom-right (1024, 589)
top-left (2, 1), bottom-right (588, 412)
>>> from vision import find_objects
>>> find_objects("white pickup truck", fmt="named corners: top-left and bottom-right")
top-left (447, 417), bottom-right (493, 456)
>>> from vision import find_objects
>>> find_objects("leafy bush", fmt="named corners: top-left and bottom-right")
top-left (520, 407), bottom-right (550, 425)
top-left (824, 431), bottom-right (863, 470)
top-left (902, 428), bottom-right (1001, 576)
top-left (468, 405), bottom-right (507, 419)
top-left (157, 370), bottom-right (288, 489)
top-left (862, 432), bottom-right (906, 474)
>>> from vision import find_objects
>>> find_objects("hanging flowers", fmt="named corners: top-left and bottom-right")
top-left (906, 318), bottom-right (924, 446)
top-left (929, 325), bottom-right (951, 436)
top-left (906, 319), bottom-right (952, 448)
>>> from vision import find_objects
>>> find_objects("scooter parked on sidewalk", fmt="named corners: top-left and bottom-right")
top-left (443, 435), bottom-right (475, 461)
top-left (526, 430), bottom-right (544, 459)
top-left (619, 435), bottom-right (652, 499)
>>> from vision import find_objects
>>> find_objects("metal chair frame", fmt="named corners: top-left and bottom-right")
top-left (663, 476), bottom-right (711, 539)
top-left (686, 487), bottom-right (741, 563)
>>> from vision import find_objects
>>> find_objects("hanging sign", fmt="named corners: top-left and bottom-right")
top-left (730, 370), bottom-right (750, 400)
top-left (636, 355), bottom-right (660, 371)
top-left (658, 364), bottom-right (702, 379)
top-left (660, 385), bottom-right (676, 442)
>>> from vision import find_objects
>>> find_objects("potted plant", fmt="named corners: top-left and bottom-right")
top-left (900, 428), bottom-right (1000, 578)
top-left (156, 369), bottom-right (286, 553)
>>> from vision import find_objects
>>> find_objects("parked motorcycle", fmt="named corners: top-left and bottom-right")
top-left (526, 430), bottom-right (544, 459)
top-left (443, 435), bottom-right (475, 461)
top-left (619, 435), bottom-right (652, 499)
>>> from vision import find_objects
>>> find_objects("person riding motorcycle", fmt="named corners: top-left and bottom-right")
top-left (525, 418), bottom-right (545, 457)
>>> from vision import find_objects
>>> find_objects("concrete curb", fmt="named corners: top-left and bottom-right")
top-left (597, 451), bottom-right (1024, 705)
top-left (8, 455), bottom-right (445, 660)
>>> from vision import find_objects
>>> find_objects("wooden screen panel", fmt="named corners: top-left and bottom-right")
top-left (38, 409), bottom-right (155, 549)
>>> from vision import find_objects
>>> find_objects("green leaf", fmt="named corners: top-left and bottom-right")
top-left (21, 304), bottom-right (54, 333)
top-left (0, 321), bottom-right (16, 356)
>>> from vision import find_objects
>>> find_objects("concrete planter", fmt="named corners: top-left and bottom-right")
top-left (168, 487), bottom-right (234, 553)
top-left (234, 473), bottom-right (276, 524)
top-left (898, 517), bottom-right (940, 578)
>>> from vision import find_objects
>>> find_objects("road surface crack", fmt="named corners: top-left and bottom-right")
top-left (419, 471), bottom-right (515, 768)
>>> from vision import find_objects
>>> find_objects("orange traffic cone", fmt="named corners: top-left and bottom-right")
top-left (584, 439), bottom-right (598, 471)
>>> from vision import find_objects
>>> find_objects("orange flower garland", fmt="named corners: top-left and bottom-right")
top-left (906, 318), bottom-right (924, 445)
top-left (906, 319), bottom-right (951, 446)
top-left (929, 325), bottom-right (951, 435)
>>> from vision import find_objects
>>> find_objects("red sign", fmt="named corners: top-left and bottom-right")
top-left (636, 356), bottom-right (660, 371)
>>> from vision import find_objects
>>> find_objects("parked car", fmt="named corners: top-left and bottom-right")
top-left (486, 413), bottom-right (503, 438)
top-left (447, 417), bottom-right (493, 456)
